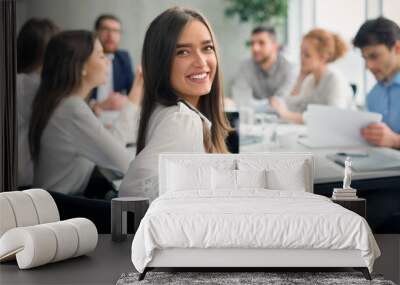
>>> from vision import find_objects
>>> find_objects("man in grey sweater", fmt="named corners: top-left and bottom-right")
top-left (233, 27), bottom-right (296, 112)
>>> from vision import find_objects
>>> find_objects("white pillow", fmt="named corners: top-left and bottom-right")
top-left (237, 169), bottom-right (267, 189)
top-left (211, 168), bottom-right (236, 190)
top-left (211, 169), bottom-right (268, 191)
top-left (167, 162), bottom-right (211, 191)
top-left (266, 162), bottom-right (307, 191)
top-left (238, 158), bottom-right (310, 192)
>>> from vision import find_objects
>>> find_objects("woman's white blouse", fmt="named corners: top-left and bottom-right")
top-left (285, 67), bottom-right (354, 113)
top-left (34, 96), bottom-right (139, 195)
top-left (17, 72), bottom-right (40, 186)
top-left (118, 102), bottom-right (210, 201)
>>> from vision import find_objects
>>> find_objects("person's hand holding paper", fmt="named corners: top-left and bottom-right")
top-left (361, 122), bottom-right (400, 148)
top-left (301, 105), bottom-right (382, 147)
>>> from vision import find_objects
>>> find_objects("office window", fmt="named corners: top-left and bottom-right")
top-left (314, 0), bottom-right (366, 103)
top-left (315, 0), bottom-right (365, 41)
top-left (383, 0), bottom-right (400, 25)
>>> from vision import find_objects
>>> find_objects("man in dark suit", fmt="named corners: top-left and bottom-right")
top-left (91, 14), bottom-right (134, 112)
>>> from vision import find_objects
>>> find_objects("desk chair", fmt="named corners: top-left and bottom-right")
top-left (225, 111), bottom-right (239, 153)
top-left (350, 83), bottom-right (357, 97)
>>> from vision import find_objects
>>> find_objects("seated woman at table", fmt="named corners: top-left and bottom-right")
top-left (270, 28), bottom-right (353, 124)
top-left (118, 7), bottom-right (231, 200)
top-left (29, 30), bottom-right (142, 199)
top-left (17, 18), bottom-right (59, 188)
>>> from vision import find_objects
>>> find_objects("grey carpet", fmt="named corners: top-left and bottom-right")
top-left (116, 271), bottom-right (396, 285)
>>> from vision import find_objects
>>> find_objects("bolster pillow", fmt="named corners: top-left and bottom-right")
top-left (0, 218), bottom-right (98, 269)
top-left (0, 189), bottom-right (60, 237)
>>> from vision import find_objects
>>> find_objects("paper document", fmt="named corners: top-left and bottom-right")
top-left (301, 105), bottom-right (382, 147)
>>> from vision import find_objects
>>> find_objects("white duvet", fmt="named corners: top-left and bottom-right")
top-left (131, 190), bottom-right (380, 273)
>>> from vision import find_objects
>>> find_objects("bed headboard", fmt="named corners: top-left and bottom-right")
top-left (159, 153), bottom-right (314, 195)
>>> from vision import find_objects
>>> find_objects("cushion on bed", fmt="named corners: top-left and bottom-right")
top-left (211, 168), bottom-right (267, 193)
top-left (211, 169), bottom-right (236, 190)
top-left (167, 162), bottom-right (212, 191)
top-left (211, 169), bottom-right (267, 191)
top-left (266, 163), bottom-right (307, 191)
top-left (237, 158), bottom-right (311, 192)
top-left (159, 153), bottom-right (313, 194)
top-left (166, 158), bottom-right (236, 193)
top-left (237, 169), bottom-right (268, 189)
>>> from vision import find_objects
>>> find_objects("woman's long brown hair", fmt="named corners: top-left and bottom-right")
top-left (17, 18), bottom-right (59, 74)
top-left (136, 7), bottom-right (231, 155)
top-left (29, 31), bottom-right (95, 161)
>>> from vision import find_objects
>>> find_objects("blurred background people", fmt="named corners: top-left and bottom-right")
top-left (270, 28), bottom-right (353, 124)
top-left (17, 18), bottom-right (59, 187)
top-left (354, 17), bottom-right (400, 148)
top-left (29, 30), bottom-right (141, 198)
top-left (90, 14), bottom-right (135, 114)
top-left (232, 26), bottom-right (296, 113)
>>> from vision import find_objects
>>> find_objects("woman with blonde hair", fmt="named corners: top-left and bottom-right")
top-left (271, 28), bottom-right (353, 124)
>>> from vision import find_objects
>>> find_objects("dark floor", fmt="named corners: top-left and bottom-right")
top-left (1, 235), bottom-right (399, 285)
top-left (0, 235), bottom-right (134, 285)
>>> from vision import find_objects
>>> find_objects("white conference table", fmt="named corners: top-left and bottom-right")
top-left (111, 121), bottom-right (400, 188)
top-left (240, 123), bottom-right (400, 184)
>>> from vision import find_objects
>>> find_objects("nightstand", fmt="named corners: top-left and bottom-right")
top-left (111, 197), bottom-right (149, 242)
top-left (331, 198), bottom-right (366, 218)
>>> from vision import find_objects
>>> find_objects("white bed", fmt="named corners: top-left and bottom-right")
top-left (130, 153), bottom-right (380, 280)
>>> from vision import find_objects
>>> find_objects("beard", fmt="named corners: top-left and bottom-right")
top-left (103, 41), bottom-right (118, 54)
top-left (104, 46), bottom-right (118, 54)
top-left (375, 58), bottom-right (399, 82)
top-left (255, 54), bottom-right (271, 65)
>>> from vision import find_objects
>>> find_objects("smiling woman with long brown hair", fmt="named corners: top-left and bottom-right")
top-left (119, 7), bottom-right (231, 200)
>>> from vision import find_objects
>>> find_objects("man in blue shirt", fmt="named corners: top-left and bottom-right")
top-left (353, 17), bottom-right (400, 149)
